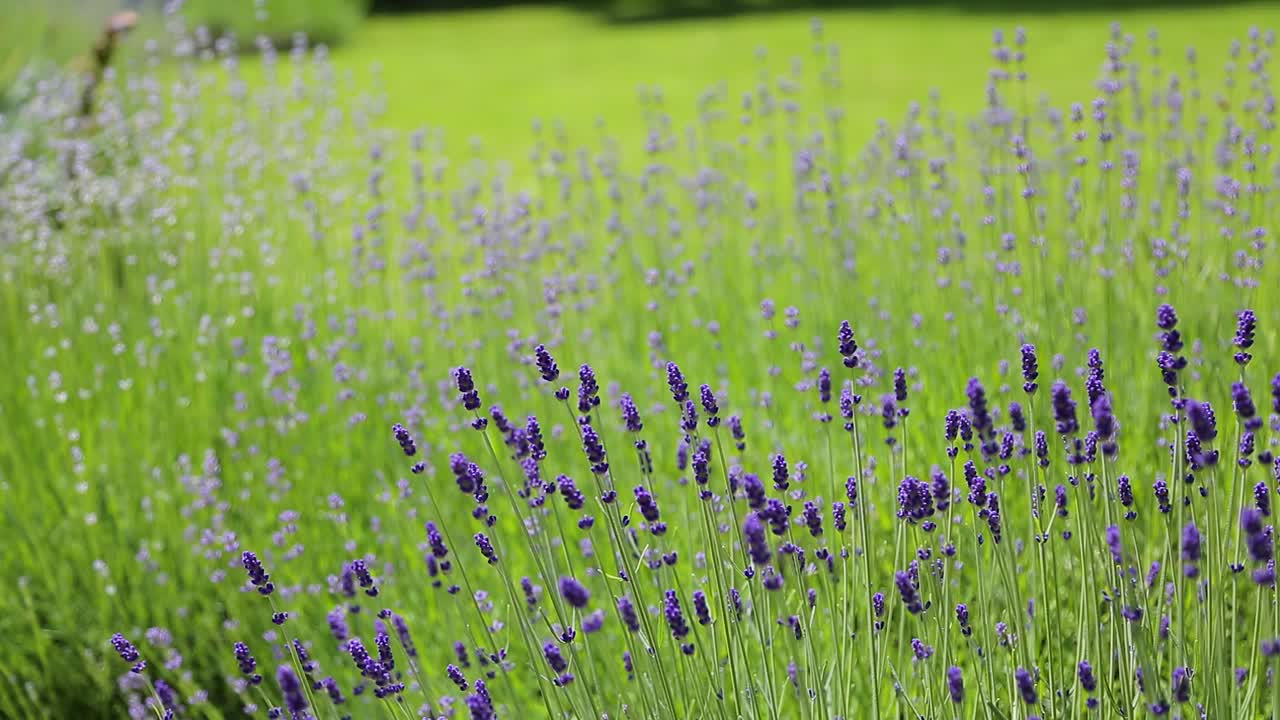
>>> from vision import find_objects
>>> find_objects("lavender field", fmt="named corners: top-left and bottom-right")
top-left (5, 3), bottom-right (1280, 719)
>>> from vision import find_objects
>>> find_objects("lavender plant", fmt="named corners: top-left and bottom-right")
top-left (2, 8), bottom-right (1280, 720)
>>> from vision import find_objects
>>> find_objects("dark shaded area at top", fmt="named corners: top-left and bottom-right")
top-left (371, 0), bottom-right (1269, 23)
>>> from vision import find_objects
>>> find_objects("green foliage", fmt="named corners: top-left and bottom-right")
top-left (174, 0), bottom-right (370, 45)
top-left (0, 1), bottom-right (106, 105)
top-left (3, 5), bottom-right (1280, 718)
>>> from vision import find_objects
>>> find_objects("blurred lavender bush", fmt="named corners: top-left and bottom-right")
top-left (0, 1), bottom-right (108, 106)
top-left (4, 6), bottom-right (1280, 720)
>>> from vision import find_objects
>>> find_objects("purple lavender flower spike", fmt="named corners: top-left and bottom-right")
top-left (666, 362), bottom-right (689, 403)
top-left (454, 367), bottom-right (482, 411)
top-left (110, 634), bottom-right (147, 674)
top-left (1234, 309), bottom-right (1256, 365)
top-left (276, 665), bottom-right (308, 719)
top-left (577, 364), bottom-right (601, 416)
top-left (663, 590), bottom-right (693, 655)
top-left (558, 577), bottom-right (589, 608)
top-left (947, 666), bottom-right (964, 702)
top-left (1015, 667), bottom-right (1037, 705)
top-left (1050, 381), bottom-right (1078, 436)
top-left (242, 551), bottom-right (275, 596)
top-left (1020, 344), bottom-right (1039, 393)
top-left (619, 393), bottom-right (643, 432)
top-left (533, 344), bottom-right (560, 382)
top-left (837, 321), bottom-right (859, 368)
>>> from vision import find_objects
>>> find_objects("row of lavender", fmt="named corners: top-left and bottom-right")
top-left (2, 10), bottom-right (1279, 720)
top-left (111, 309), bottom-right (1280, 719)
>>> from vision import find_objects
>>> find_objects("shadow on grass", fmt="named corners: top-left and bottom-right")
top-left (371, 0), bottom-right (1276, 24)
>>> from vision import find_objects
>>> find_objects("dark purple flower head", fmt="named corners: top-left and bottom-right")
top-left (817, 367), bottom-right (833, 406)
top-left (634, 485), bottom-right (661, 527)
top-left (947, 666), bottom-right (964, 702)
top-left (940, 604), bottom-right (966, 641)
top-left (465, 690), bottom-right (494, 720)
top-left (964, 461), bottom-right (987, 507)
top-left (277, 665), bottom-right (308, 718)
top-left (1050, 381), bottom-right (1079, 435)
top-left (911, 638), bottom-right (933, 661)
top-left (242, 551), bottom-right (275, 596)
top-left (1105, 525), bottom-right (1123, 565)
top-left (1234, 309), bottom-right (1257, 365)
top-left (558, 577), bottom-right (589, 608)
top-left (616, 596), bottom-right (640, 632)
top-left (1241, 509), bottom-right (1273, 564)
top-left (1078, 660), bottom-right (1097, 692)
top-left (728, 415), bottom-right (746, 450)
top-left (1171, 666), bottom-right (1190, 703)
top-left (580, 419), bottom-right (608, 475)
top-left (1187, 400), bottom-right (1218, 442)
top-left (449, 453), bottom-right (486, 496)
top-left (771, 453), bottom-right (789, 491)
top-left (742, 473), bottom-right (766, 510)
top-left (944, 409), bottom-right (962, 443)
top-left (930, 467), bottom-right (951, 511)
top-left (391, 423), bottom-right (417, 457)
top-left (473, 533), bottom-right (497, 564)
top-left (577, 364), bottom-right (601, 415)
top-left (1091, 394), bottom-right (1118, 453)
top-left (110, 634), bottom-right (146, 674)
top-left (881, 395), bottom-right (899, 434)
top-left (895, 570), bottom-right (924, 614)
top-left (666, 362), bottom-right (689, 403)
top-left (1084, 348), bottom-right (1106, 406)
top-left (1232, 382), bottom-right (1261, 430)
top-left (986, 492), bottom-right (1003, 543)
top-left (832, 501), bottom-right (847, 531)
top-left (1154, 479), bottom-right (1171, 514)
top-left (350, 559), bottom-right (378, 597)
top-left (896, 475), bottom-right (935, 525)
top-left (1181, 521), bottom-right (1202, 577)
top-left (743, 512), bottom-right (771, 565)
top-left (760, 498), bottom-right (790, 537)
top-left (966, 378), bottom-right (993, 437)
top-left (692, 590), bottom-right (711, 625)
top-left (681, 399), bottom-right (699, 434)
top-left (533, 344), bottom-right (560, 382)
top-left (663, 590), bottom-right (691, 649)
top-left (557, 475), bottom-right (585, 510)
top-left (1015, 667), bottom-right (1037, 705)
top-left (801, 501), bottom-right (823, 537)
top-left (1156, 303), bottom-right (1178, 331)
top-left (327, 608), bottom-right (348, 643)
top-left (837, 321), bottom-right (859, 368)
top-left (619, 393), bottom-right (643, 432)
top-left (454, 367), bottom-right (482, 411)
top-left (542, 642), bottom-right (568, 674)
top-left (391, 615), bottom-right (416, 658)
top-left (1009, 401), bottom-right (1025, 433)
top-left (234, 642), bottom-right (263, 684)
top-left (153, 680), bottom-right (178, 716)
top-left (699, 384), bottom-right (720, 427)
top-left (1020, 344), bottom-right (1039, 393)
top-left (893, 368), bottom-right (908, 403)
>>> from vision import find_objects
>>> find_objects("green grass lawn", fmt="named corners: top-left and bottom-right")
top-left (337, 4), bottom-right (1279, 152)
top-left (5, 2), bottom-right (1280, 718)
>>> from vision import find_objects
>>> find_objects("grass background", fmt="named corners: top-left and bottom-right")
top-left (3, 0), bottom-right (1280, 717)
